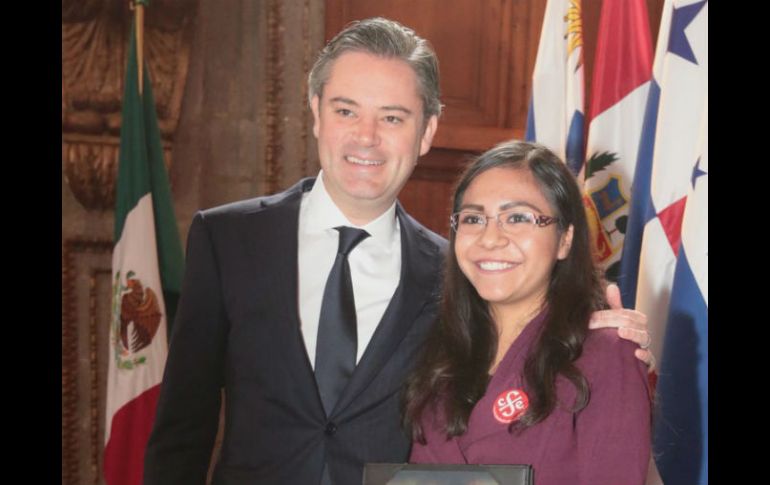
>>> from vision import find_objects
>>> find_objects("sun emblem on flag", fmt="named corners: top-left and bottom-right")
top-left (564, 0), bottom-right (583, 70)
top-left (111, 270), bottom-right (162, 370)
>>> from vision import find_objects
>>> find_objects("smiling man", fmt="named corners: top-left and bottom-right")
top-left (310, 50), bottom-right (437, 225)
top-left (143, 17), bottom-right (651, 485)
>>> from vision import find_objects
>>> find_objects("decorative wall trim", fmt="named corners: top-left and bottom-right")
top-left (62, 243), bottom-right (77, 485)
top-left (62, 134), bottom-right (173, 211)
top-left (300, 0), bottom-right (313, 178)
top-left (90, 268), bottom-right (112, 484)
top-left (265, 0), bottom-right (285, 194)
top-left (62, 1), bottom-right (195, 211)
top-left (62, 238), bottom-right (112, 485)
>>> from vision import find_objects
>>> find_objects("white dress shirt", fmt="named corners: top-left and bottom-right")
top-left (298, 172), bottom-right (402, 367)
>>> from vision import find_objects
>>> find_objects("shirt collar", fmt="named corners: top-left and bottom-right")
top-left (302, 170), bottom-right (398, 246)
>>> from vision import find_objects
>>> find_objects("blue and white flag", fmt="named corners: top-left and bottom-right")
top-left (526, 0), bottom-right (585, 175)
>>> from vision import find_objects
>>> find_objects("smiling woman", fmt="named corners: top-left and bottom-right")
top-left (403, 140), bottom-right (651, 485)
top-left (452, 166), bottom-right (573, 338)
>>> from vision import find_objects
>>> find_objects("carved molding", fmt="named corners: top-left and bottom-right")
top-left (265, 0), bottom-right (284, 195)
top-left (62, 238), bottom-right (113, 485)
top-left (300, 0), bottom-right (311, 179)
top-left (90, 268), bottom-right (112, 484)
top-left (62, 133), bottom-right (172, 211)
top-left (62, 246), bottom-right (76, 485)
top-left (62, 0), bottom-right (195, 211)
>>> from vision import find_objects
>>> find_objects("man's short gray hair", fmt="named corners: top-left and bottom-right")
top-left (308, 17), bottom-right (443, 121)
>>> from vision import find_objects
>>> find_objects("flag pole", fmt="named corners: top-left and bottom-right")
top-left (134, 1), bottom-right (145, 95)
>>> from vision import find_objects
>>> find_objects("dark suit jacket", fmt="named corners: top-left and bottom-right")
top-left (144, 177), bottom-right (447, 485)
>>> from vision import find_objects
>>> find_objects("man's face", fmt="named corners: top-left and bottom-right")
top-left (311, 51), bottom-right (438, 224)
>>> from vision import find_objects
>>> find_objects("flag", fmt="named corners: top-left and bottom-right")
top-left (616, 0), bottom-right (708, 483)
top-left (654, 96), bottom-right (708, 484)
top-left (618, 0), bottom-right (707, 317)
top-left (103, 7), bottom-right (185, 485)
top-left (525, 0), bottom-right (585, 175)
top-left (582, 0), bottom-right (653, 282)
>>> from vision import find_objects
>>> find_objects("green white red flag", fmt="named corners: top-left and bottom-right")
top-left (103, 7), bottom-right (184, 485)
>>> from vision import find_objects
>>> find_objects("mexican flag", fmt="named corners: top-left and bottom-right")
top-left (103, 10), bottom-right (184, 485)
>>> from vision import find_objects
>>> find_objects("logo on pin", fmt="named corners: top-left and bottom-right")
top-left (493, 388), bottom-right (529, 424)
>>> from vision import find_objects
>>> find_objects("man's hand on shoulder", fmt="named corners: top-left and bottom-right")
top-left (588, 284), bottom-right (655, 372)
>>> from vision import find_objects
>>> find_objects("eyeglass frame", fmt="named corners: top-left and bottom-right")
top-left (449, 209), bottom-right (561, 235)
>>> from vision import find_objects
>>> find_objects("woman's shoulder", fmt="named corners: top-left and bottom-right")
top-left (582, 327), bottom-right (637, 352)
top-left (578, 328), bottom-right (645, 378)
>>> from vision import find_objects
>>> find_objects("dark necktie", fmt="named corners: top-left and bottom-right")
top-left (315, 226), bottom-right (370, 416)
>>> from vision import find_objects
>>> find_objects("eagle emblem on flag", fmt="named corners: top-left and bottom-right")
top-left (111, 270), bottom-right (162, 369)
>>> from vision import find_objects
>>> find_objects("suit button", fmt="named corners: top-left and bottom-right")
top-left (325, 422), bottom-right (337, 436)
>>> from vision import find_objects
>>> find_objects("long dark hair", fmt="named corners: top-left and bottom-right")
top-left (403, 140), bottom-right (607, 442)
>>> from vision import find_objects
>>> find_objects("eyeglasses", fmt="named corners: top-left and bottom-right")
top-left (450, 210), bottom-right (560, 236)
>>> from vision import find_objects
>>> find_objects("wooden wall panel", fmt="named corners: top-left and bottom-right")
top-left (325, 0), bottom-right (542, 152)
top-left (62, 239), bottom-right (113, 485)
top-left (399, 177), bottom-right (456, 239)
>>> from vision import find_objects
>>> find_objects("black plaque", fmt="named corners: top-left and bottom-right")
top-left (363, 463), bottom-right (533, 485)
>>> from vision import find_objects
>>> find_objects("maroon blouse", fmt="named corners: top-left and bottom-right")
top-left (410, 311), bottom-right (651, 485)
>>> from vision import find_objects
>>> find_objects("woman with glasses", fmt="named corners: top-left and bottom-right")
top-left (403, 140), bottom-right (650, 485)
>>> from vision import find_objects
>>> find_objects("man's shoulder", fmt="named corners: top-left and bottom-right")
top-left (198, 177), bottom-right (312, 222)
top-left (397, 205), bottom-right (448, 256)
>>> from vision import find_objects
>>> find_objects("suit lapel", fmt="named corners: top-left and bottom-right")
top-left (331, 204), bottom-right (442, 416)
top-left (246, 178), bottom-right (322, 404)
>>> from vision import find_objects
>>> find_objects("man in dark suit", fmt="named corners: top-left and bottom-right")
top-left (144, 17), bottom-right (652, 485)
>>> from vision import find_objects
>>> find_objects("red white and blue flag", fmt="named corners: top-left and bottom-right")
top-left (618, 1), bottom-right (708, 483)
top-left (582, 0), bottom-right (653, 281)
top-left (656, 96), bottom-right (708, 485)
top-left (526, 0), bottom-right (585, 175)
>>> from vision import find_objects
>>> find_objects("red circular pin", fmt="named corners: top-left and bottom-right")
top-left (492, 388), bottom-right (529, 424)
